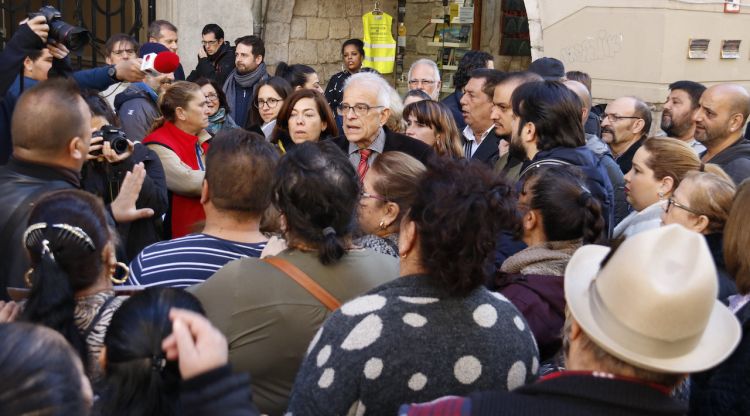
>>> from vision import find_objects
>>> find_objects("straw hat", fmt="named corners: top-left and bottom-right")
top-left (564, 224), bottom-right (741, 373)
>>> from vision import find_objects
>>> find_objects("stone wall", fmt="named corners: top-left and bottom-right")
top-left (264, 0), bottom-right (399, 87)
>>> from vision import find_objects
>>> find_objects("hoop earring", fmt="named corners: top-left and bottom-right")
top-left (110, 262), bottom-right (130, 285)
top-left (24, 268), bottom-right (34, 288)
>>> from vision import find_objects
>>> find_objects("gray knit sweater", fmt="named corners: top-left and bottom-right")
top-left (286, 274), bottom-right (540, 415)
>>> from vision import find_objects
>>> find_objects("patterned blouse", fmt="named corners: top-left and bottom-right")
top-left (286, 274), bottom-right (540, 415)
top-left (74, 290), bottom-right (126, 385)
top-left (324, 67), bottom-right (379, 113)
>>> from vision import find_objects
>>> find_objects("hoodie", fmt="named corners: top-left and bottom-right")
top-left (702, 137), bottom-right (750, 185)
top-left (114, 82), bottom-right (160, 142)
top-left (520, 145), bottom-right (616, 238)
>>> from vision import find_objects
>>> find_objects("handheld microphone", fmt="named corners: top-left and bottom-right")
top-left (140, 51), bottom-right (180, 76)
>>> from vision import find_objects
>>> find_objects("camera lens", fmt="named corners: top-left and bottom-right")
top-left (51, 21), bottom-right (91, 52)
top-left (111, 137), bottom-right (129, 154)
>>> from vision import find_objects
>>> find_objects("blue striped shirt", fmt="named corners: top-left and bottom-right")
top-left (127, 233), bottom-right (266, 288)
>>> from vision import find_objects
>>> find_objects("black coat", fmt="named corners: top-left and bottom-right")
top-left (689, 300), bottom-right (750, 416)
top-left (469, 374), bottom-right (687, 416)
top-left (187, 42), bottom-right (236, 87)
top-left (464, 129), bottom-right (501, 166)
top-left (440, 90), bottom-right (466, 131)
top-left (332, 127), bottom-right (434, 166)
top-left (81, 143), bottom-right (169, 261)
top-left (0, 158), bottom-right (80, 299)
top-left (181, 365), bottom-right (260, 416)
top-left (701, 137), bottom-right (750, 185)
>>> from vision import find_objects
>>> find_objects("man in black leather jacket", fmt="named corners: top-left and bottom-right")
top-left (0, 79), bottom-right (152, 300)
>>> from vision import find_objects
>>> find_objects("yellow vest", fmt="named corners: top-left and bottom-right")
top-left (362, 11), bottom-right (396, 74)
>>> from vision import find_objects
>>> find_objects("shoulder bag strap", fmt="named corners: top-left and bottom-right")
top-left (80, 295), bottom-right (118, 341)
top-left (262, 257), bottom-right (341, 311)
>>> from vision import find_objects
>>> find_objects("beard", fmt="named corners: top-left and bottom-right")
top-left (509, 135), bottom-right (528, 161)
top-left (661, 111), bottom-right (691, 138)
top-left (695, 123), bottom-right (730, 146)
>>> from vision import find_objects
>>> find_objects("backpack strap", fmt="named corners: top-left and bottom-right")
top-left (263, 257), bottom-right (341, 311)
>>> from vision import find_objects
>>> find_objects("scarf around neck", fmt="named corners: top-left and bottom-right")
top-left (500, 239), bottom-right (582, 276)
top-left (222, 62), bottom-right (267, 112)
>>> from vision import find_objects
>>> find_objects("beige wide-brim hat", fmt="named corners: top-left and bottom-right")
top-left (565, 225), bottom-right (742, 373)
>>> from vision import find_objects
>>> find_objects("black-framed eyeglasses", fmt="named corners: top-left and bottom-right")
top-left (603, 113), bottom-right (641, 123)
top-left (337, 103), bottom-right (384, 117)
top-left (204, 93), bottom-right (219, 101)
top-left (360, 191), bottom-right (388, 202)
top-left (201, 40), bottom-right (219, 46)
top-left (255, 98), bottom-right (282, 109)
top-left (664, 197), bottom-right (701, 215)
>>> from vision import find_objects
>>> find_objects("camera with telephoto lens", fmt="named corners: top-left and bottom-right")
top-left (28, 6), bottom-right (91, 52)
top-left (92, 125), bottom-right (129, 156)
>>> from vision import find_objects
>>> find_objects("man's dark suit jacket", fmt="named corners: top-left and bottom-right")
top-left (332, 127), bottom-right (433, 165)
top-left (464, 129), bottom-right (501, 166)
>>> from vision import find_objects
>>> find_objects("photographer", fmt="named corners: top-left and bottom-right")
top-left (0, 16), bottom-right (48, 96)
top-left (82, 90), bottom-right (168, 261)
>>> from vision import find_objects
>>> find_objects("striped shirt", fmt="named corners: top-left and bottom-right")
top-left (128, 233), bottom-right (266, 288)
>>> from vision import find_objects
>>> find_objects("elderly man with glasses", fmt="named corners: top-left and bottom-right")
top-left (332, 72), bottom-right (432, 183)
top-left (600, 96), bottom-right (652, 174)
top-left (187, 24), bottom-right (235, 87)
top-left (407, 59), bottom-right (442, 101)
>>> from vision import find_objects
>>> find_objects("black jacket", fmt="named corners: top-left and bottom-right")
top-left (0, 24), bottom-right (43, 97)
top-left (520, 146), bottom-right (616, 238)
top-left (332, 127), bottom-right (434, 165)
top-left (690, 301), bottom-right (750, 416)
top-left (469, 374), bottom-right (686, 415)
top-left (81, 143), bottom-right (168, 261)
top-left (464, 129), bottom-right (501, 166)
top-left (187, 42), bottom-right (236, 87)
top-left (0, 158), bottom-right (79, 299)
top-left (615, 137), bottom-right (644, 175)
top-left (440, 90), bottom-right (466, 131)
top-left (181, 365), bottom-right (260, 416)
top-left (702, 137), bottom-right (750, 185)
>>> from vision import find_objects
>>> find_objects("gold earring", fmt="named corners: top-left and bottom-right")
top-left (379, 219), bottom-right (387, 230)
top-left (110, 262), bottom-right (130, 285)
top-left (24, 268), bottom-right (34, 288)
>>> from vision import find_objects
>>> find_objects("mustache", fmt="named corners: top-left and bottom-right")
top-left (601, 127), bottom-right (614, 134)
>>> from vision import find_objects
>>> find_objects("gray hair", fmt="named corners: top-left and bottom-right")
top-left (344, 72), bottom-right (391, 109)
top-left (408, 59), bottom-right (441, 83)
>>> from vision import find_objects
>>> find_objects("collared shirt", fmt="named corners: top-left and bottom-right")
top-left (348, 127), bottom-right (386, 169)
top-left (462, 124), bottom-right (494, 158)
top-left (686, 138), bottom-right (707, 154)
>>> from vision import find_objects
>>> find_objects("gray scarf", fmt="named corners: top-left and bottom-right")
top-left (500, 239), bottom-right (582, 276)
top-left (222, 62), bottom-right (267, 112)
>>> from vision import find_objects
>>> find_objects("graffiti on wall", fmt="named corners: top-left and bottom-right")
top-left (559, 30), bottom-right (624, 64)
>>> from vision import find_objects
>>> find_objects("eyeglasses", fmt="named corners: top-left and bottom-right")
top-left (201, 40), bottom-right (219, 46)
top-left (360, 191), bottom-right (388, 202)
top-left (337, 103), bottom-right (384, 117)
top-left (408, 79), bottom-right (436, 87)
top-left (603, 113), bottom-right (641, 123)
top-left (111, 48), bottom-right (136, 56)
top-left (204, 93), bottom-right (219, 101)
top-left (255, 98), bottom-right (282, 109)
top-left (664, 197), bottom-right (702, 215)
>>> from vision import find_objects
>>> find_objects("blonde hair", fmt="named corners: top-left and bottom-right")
top-left (680, 170), bottom-right (735, 234)
top-left (149, 81), bottom-right (201, 133)
top-left (642, 137), bottom-right (701, 192)
top-left (370, 152), bottom-right (426, 224)
top-left (724, 180), bottom-right (750, 294)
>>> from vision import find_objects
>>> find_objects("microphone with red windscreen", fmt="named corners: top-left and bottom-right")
top-left (140, 51), bottom-right (180, 76)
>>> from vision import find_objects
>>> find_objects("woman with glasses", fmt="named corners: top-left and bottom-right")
top-left (247, 76), bottom-right (292, 140)
top-left (272, 89), bottom-right (338, 153)
top-left (355, 152), bottom-right (426, 257)
top-left (403, 100), bottom-right (463, 158)
top-left (613, 137), bottom-right (704, 239)
top-left (143, 81), bottom-right (212, 238)
top-left (662, 168), bottom-right (737, 301)
top-left (195, 77), bottom-right (238, 135)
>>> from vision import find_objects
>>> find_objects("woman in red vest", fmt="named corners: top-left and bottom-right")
top-left (143, 81), bottom-right (211, 238)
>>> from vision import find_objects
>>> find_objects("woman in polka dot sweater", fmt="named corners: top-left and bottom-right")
top-left (286, 159), bottom-right (540, 415)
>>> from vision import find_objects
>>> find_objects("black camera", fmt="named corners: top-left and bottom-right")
top-left (28, 6), bottom-right (91, 52)
top-left (92, 125), bottom-right (129, 156)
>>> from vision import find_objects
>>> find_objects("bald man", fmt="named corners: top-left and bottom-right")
top-left (600, 96), bottom-right (652, 174)
top-left (694, 84), bottom-right (750, 184)
top-left (565, 80), bottom-right (628, 223)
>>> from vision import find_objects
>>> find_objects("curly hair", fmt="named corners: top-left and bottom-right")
top-left (408, 159), bottom-right (520, 296)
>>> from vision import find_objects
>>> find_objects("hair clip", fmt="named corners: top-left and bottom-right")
top-left (22, 223), bottom-right (96, 253)
top-left (322, 227), bottom-right (337, 238)
top-left (151, 354), bottom-right (167, 373)
top-left (53, 223), bottom-right (95, 252)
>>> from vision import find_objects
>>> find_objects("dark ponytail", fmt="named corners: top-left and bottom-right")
top-left (22, 249), bottom-right (87, 363)
top-left (20, 190), bottom-right (111, 366)
top-left (272, 141), bottom-right (359, 265)
top-left (525, 165), bottom-right (605, 244)
top-left (99, 288), bottom-right (204, 416)
top-left (275, 62), bottom-right (316, 89)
